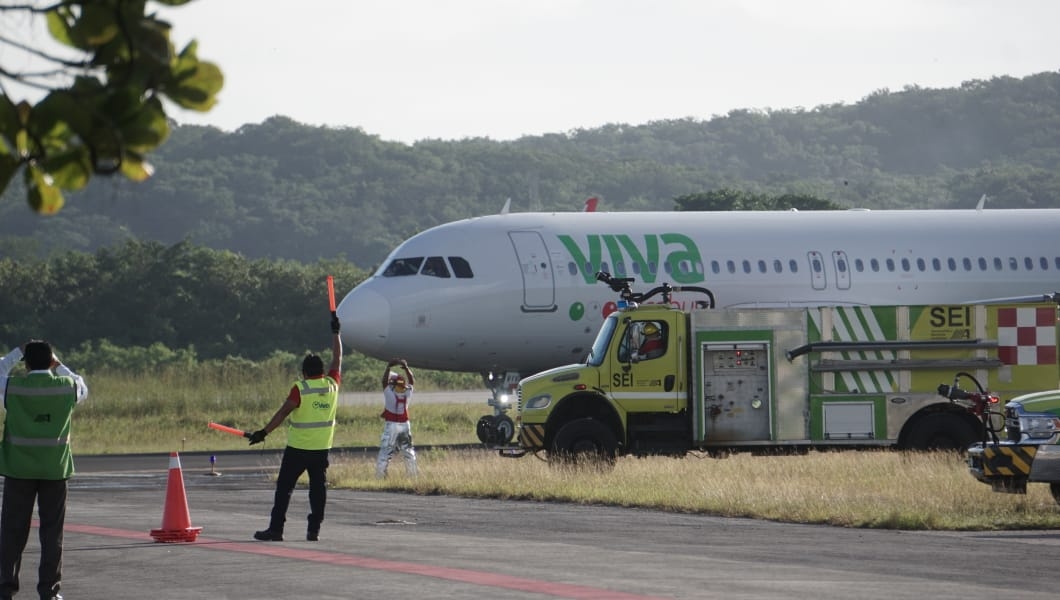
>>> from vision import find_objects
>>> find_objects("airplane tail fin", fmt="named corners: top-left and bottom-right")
top-left (584, 197), bottom-right (598, 212)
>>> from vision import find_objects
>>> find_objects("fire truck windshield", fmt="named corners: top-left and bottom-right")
top-left (586, 315), bottom-right (618, 367)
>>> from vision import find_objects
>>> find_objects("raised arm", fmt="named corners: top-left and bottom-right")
top-left (328, 332), bottom-right (342, 374)
top-left (400, 359), bottom-right (414, 386)
top-left (329, 311), bottom-right (342, 374)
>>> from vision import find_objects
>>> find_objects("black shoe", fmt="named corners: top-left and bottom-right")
top-left (253, 529), bottom-right (283, 541)
top-left (307, 530), bottom-right (319, 541)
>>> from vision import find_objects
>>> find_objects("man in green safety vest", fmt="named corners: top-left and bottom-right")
top-left (0, 340), bottom-right (88, 600)
top-left (249, 312), bottom-right (342, 542)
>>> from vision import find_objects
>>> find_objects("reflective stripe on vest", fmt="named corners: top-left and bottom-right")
top-left (7, 435), bottom-right (70, 446)
top-left (289, 420), bottom-right (336, 429)
top-left (5, 385), bottom-right (74, 397)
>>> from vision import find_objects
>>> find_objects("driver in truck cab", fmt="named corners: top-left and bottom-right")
top-left (636, 322), bottom-right (666, 360)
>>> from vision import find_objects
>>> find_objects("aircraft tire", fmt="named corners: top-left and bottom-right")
top-left (494, 415), bottom-right (515, 444)
top-left (476, 415), bottom-right (498, 445)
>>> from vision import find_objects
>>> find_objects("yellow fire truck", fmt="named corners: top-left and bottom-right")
top-left (503, 274), bottom-right (1057, 462)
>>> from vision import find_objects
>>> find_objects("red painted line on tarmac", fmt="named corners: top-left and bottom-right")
top-left (63, 523), bottom-right (670, 600)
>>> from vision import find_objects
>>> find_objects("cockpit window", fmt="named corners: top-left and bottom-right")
top-left (449, 257), bottom-right (474, 278)
top-left (421, 256), bottom-right (451, 278)
top-left (381, 256), bottom-right (473, 279)
top-left (382, 257), bottom-right (423, 277)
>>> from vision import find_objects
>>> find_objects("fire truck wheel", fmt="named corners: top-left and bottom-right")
top-left (550, 418), bottom-right (618, 466)
top-left (494, 414), bottom-right (515, 444)
top-left (1049, 484), bottom-right (1060, 506)
top-left (476, 415), bottom-right (497, 444)
top-left (904, 413), bottom-right (977, 451)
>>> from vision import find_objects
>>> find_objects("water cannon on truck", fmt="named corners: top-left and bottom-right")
top-left (498, 275), bottom-right (1059, 464)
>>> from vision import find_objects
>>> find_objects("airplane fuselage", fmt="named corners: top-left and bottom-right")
top-left (337, 209), bottom-right (1060, 376)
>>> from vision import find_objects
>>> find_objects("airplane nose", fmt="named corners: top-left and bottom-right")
top-left (336, 284), bottom-right (390, 355)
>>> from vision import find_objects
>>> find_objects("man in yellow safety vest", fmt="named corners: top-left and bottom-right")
top-left (249, 312), bottom-right (341, 542)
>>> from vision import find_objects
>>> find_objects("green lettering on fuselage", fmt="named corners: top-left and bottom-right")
top-left (557, 233), bottom-right (704, 285)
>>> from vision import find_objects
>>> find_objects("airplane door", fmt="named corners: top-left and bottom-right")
top-left (808, 251), bottom-right (826, 290)
top-left (509, 231), bottom-right (557, 312)
top-left (832, 250), bottom-right (851, 290)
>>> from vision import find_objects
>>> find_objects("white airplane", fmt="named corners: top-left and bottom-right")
top-left (336, 207), bottom-right (1060, 441)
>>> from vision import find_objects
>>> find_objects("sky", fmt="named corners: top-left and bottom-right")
top-left (48, 1), bottom-right (1060, 144)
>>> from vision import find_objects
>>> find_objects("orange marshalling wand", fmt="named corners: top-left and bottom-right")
top-left (326, 275), bottom-right (336, 312)
top-left (208, 422), bottom-right (248, 438)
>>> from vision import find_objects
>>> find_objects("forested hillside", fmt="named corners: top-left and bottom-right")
top-left (1, 71), bottom-right (1059, 272)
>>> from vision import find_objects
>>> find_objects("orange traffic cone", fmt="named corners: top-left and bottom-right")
top-left (150, 452), bottom-right (203, 543)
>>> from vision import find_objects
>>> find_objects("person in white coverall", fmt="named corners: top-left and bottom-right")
top-left (376, 359), bottom-right (418, 478)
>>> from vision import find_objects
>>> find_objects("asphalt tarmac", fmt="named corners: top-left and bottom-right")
top-left (8, 450), bottom-right (1060, 599)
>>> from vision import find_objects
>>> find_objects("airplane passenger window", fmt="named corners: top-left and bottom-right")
top-left (615, 261), bottom-right (626, 275)
top-left (837, 258), bottom-right (847, 273)
top-left (901, 258), bottom-right (910, 272)
top-left (993, 257), bottom-right (1003, 271)
top-left (1055, 257), bottom-right (1060, 270)
top-left (931, 258), bottom-right (941, 271)
top-left (449, 257), bottom-right (474, 278)
top-left (962, 258), bottom-right (972, 271)
top-left (1008, 257), bottom-right (1018, 270)
top-left (421, 256), bottom-right (451, 278)
top-left (1025, 257), bottom-right (1034, 270)
top-left (947, 258), bottom-right (957, 271)
top-left (1041, 257), bottom-right (1049, 270)
top-left (811, 257), bottom-right (822, 273)
top-left (383, 257), bottom-right (424, 277)
top-left (870, 259), bottom-right (880, 272)
top-left (568, 262), bottom-right (578, 276)
top-left (788, 259), bottom-right (798, 273)
top-left (977, 257), bottom-right (987, 271)
top-left (726, 260), bottom-right (736, 274)
top-left (854, 259), bottom-right (864, 272)
top-left (886, 258), bottom-right (895, 272)
top-left (916, 258), bottom-right (926, 272)
top-left (758, 260), bottom-right (767, 274)
top-left (632, 262), bottom-right (642, 275)
top-left (601, 262), bottom-right (611, 275)
top-left (773, 259), bottom-right (782, 273)
top-left (711, 261), bottom-right (721, 274)
top-left (648, 261), bottom-right (657, 274)
top-left (663, 261), bottom-right (672, 274)
top-left (742, 260), bottom-right (751, 274)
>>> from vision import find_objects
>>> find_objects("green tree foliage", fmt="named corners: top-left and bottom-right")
top-left (0, 240), bottom-right (366, 361)
top-left (0, 0), bottom-right (223, 214)
top-left (1, 72), bottom-right (1059, 270)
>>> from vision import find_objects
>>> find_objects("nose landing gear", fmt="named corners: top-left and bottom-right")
top-left (476, 371), bottom-right (519, 446)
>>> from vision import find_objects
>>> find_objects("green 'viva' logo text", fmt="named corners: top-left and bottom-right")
top-left (557, 233), bottom-right (703, 285)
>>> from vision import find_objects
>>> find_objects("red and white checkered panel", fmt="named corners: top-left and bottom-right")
top-left (997, 307), bottom-right (1056, 366)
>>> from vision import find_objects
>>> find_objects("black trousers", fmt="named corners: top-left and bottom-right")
top-left (0, 477), bottom-right (67, 599)
top-left (268, 447), bottom-right (329, 534)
